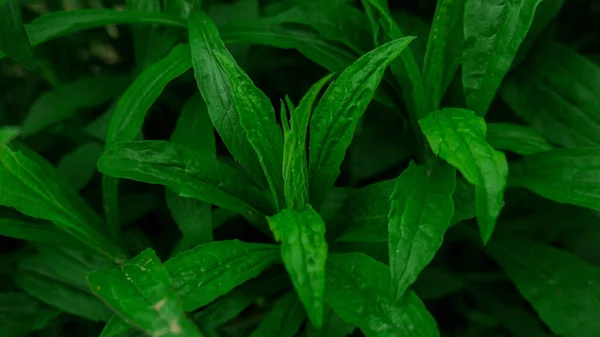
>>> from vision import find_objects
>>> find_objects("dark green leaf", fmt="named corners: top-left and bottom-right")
top-left (451, 177), bottom-right (476, 225)
top-left (463, 0), bottom-right (543, 116)
top-left (171, 94), bottom-right (215, 157)
top-left (283, 74), bottom-right (333, 210)
top-left (309, 37), bottom-right (415, 207)
top-left (100, 316), bottom-right (139, 337)
top-left (213, 50), bottom-right (285, 209)
top-left (501, 40), bottom-right (600, 147)
top-left (268, 205), bottom-right (327, 327)
top-left (0, 126), bottom-right (19, 145)
top-left (486, 123), bottom-right (553, 155)
top-left (188, 9), bottom-right (266, 188)
top-left (509, 148), bottom-right (600, 210)
top-left (0, 143), bottom-right (126, 262)
top-left (249, 291), bottom-right (305, 337)
top-left (388, 162), bottom-right (456, 299)
top-left (325, 253), bottom-right (440, 337)
top-left (98, 140), bottom-right (272, 228)
top-left (423, 0), bottom-right (465, 110)
top-left (57, 142), bottom-right (103, 191)
top-left (305, 306), bottom-right (355, 337)
top-left (88, 249), bottom-right (202, 337)
top-left (418, 108), bottom-right (508, 243)
top-left (0, 292), bottom-right (59, 336)
top-left (413, 268), bottom-right (464, 300)
top-left (0, 217), bottom-right (77, 245)
top-left (164, 240), bottom-right (280, 311)
top-left (488, 238), bottom-right (600, 337)
top-left (0, 0), bottom-right (34, 69)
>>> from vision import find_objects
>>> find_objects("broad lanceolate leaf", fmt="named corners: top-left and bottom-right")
top-left (171, 94), bottom-right (215, 157)
top-left (0, 143), bottom-right (126, 262)
top-left (213, 50), bottom-right (285, 210)
top-left (501, 40), bottom-right (600, 148)
top-left (22, 76), bottom-right (129, 137)
top-left (418, 108), bottom-right (508, 243)
top-left (0, 9), bottom-right (187, 60)
top-left (509, 148), bottom-right (600, 210)
top-left (166, 189), bottom-right (212, 252)
top-left (488, 238), bottom-right (600, 337)
top-left (249, 291), bottom-right (306, 337)
top-left (268, 205), bottom-right (327, 327)
top-left (0, 0), bottom-right (34, 69)
top-left (57, 142), bottom-right (103, 191)
top-left (463, 0), bottom-right (543, 116)
top-left (98, 141), bottom-right (272, 229)
top-left (164, 240), bottom-right (281, 311)
top-left (388, 162), bottom-right (456, 299)
top-left (283, 74), bottom-right (334, 210)
top-left (103, 43), bottom-right (192, 237)
top-left (0, 126), bottom-right (19, 145)
top-left (188, 9), bottom-right (266, 188)
top-left (0, 217), bottom-right (78, 245)
top-left (88, 249), bottom-right (202, 337)
top-left (326, 253), bottom-right (440, 337)
top-left (486, 123), bottom-right (553, 156)
top-left (423, 0), bottom-right (465, 110)
top-left (309, 37), bottom-right (415, 208)
top-left (0, 292), bottom-right (59, 336)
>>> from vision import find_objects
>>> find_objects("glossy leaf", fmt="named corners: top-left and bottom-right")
top-left (88, 249), bottom-right (202, 337)
top-left (486, 123), bottom-right (553, 156)
top-left (0, 292), bottom-right (59, 336)
top-left (388, 162), bottom-right (456, 299)
top-left (325, 253), bottom-right (440, 337)
top-left (309, 37), bottom-right (415, 207)
top-left (283, 74), bottom-right (334, 210)
top-left (164, 240), bottom-right (281, 311)
top-left (463, 0), bottom-right (543, 116)
top-left (509, 148), bottom-right (600, 210)
top-left (22, 76), bottom-right (128, 137)
top-left (488, 238), bottom-right (600, 337)
top-left (501, 40), bottom-right (600, 147)
top-left (0, 126), bottom-right (19, 145)
top-left (188, 9), bottom-right (266, 187)
top-left (268, 206), bottom-right (327, 327)
top-left (423, 0), bottom-right (465, 110)
top-left (57, 142), bottom-right (103, 191)
top-left (98, 140), bottom-right (271, 228)
top-left (0, 143), bottom-right (126, 262)
top-left (418, 108), bottom-right (508, 243)
top-left (249, 292), bottom-right (305, 337)
top-left (0, 0), bottom-right (34, 68)
top-left (0, 9), bottom-right (186, 60)
top-left (213, 50), bottom-right (285, 209)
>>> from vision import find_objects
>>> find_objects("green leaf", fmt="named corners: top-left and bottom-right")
top-left (188, 9), bottom-right (266, 188)
top-left (423, 0), bottom-right (465, 110)
top-left (305, 306), bottom-right (355, 337)
top-left (98, 140), bottom-right (272, 229)
top-left (0, 143), bottom-right (126, 262)
top-left (509, 148), bottom-right (600, 210)
top-left (418, 108), bottom-right (508, 243)
top-left (501, 40), bottom-right (600, 148)
top-left (388, 162), bottom-right (456, 299)
top-left (126, 0), bottom-right (165, 69)
top-left (268, 205), bottom-right (327, 327)
top-left (0, 9), bottom-right (187, 61)
top-left (22, 76), bottom-right (128, 137)
top-left (309, 37), bottom-right (415, 208)
top-left (451, 177), bottom-right (476, 225)
top-left (0, 126), bottom-right (19, 145)
top-left (325, 253), bottom-right (440, 337)
top-left (486, 123), bottom-right (553, 156)
top-left (213, 50), bottom-right (285, 210)
top-left (361, 0), bottom-right (427, 119)
top-left (88, 249), bottom-right (203, 337)
top-left (164, 240), bottom-right (280, 311)
top-left (0, 0), bottom-right (34, 69)
top-left (488, 238), bottom-right (600, 337)
top-left (463, 0), bottom-right (543, 116)
top-left (16, 254), bottom-right (112, 321)
top-left (283, 74), bottom-right (334, 210)
top-left (0, 292), bottom-right (59, 336)
top-left (413, 267), bottom-right (464, 300)
top-left (57, 142), bottom-right (103, 191)
top-left (100, 316), bottom-right (139, 337)
top-left (0, 217), bottom-right (78, 245)
top-left (171, 94), bottom-right (215, 157)
top-left (103, 43), bottom-right (192, 237)
top-left (249, 291), bottom-right (306, 337)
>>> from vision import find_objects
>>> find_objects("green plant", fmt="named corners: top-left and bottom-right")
top-left (1, 0), bottom-right (600, 336)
